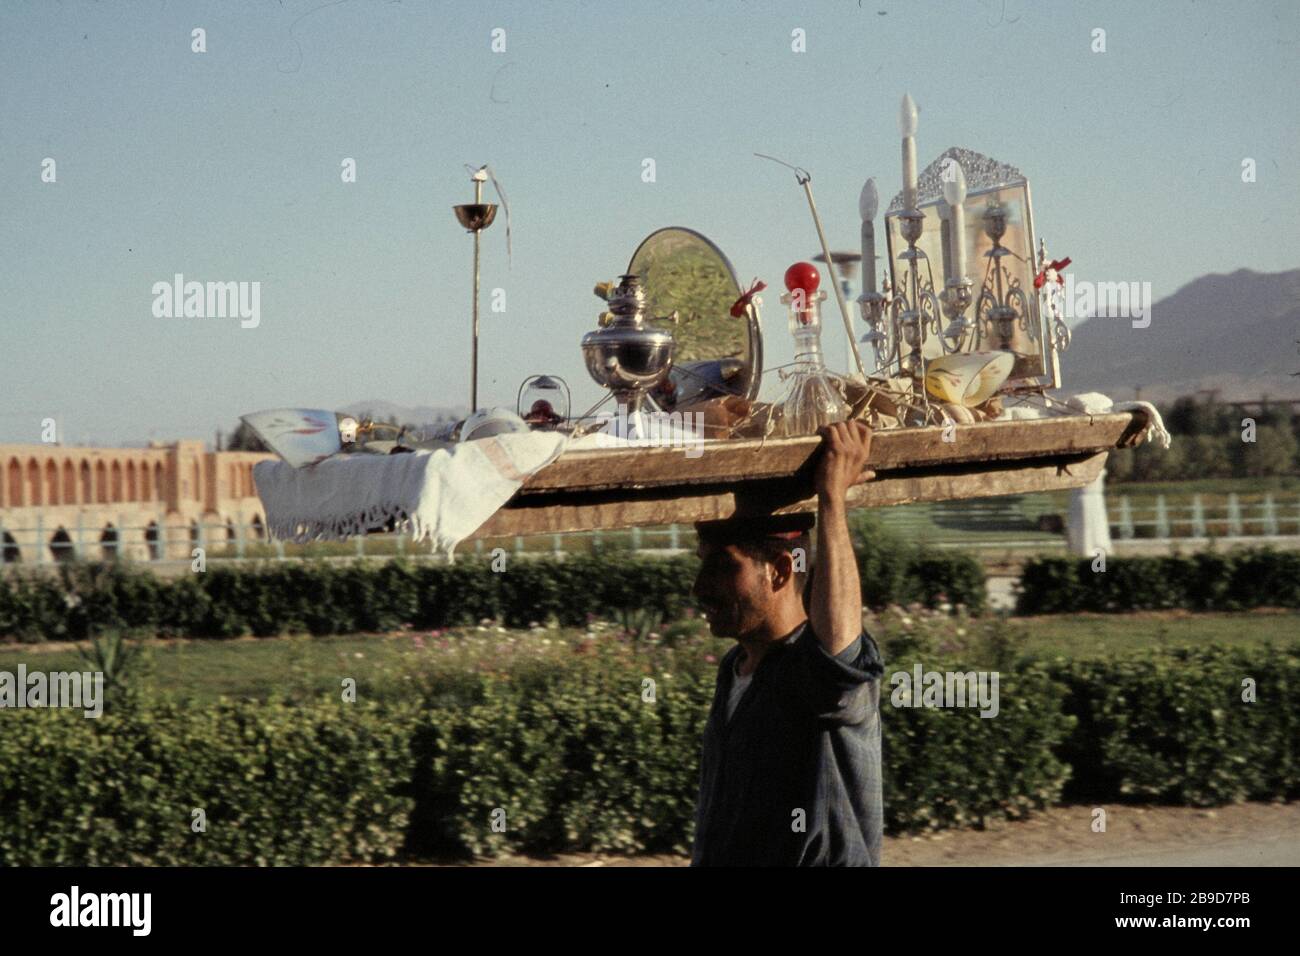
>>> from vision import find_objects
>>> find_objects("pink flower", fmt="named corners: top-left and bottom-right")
top-left (704, 654), bottom-right (717, 664)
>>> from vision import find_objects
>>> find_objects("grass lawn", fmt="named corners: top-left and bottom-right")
top-left (3, 611), bottom-right (1297, 703)
top-left (1108, 475), bottom-right (1300, 497)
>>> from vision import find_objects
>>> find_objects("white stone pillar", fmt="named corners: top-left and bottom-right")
top-left (1067, 469), bottom-right (1113, 556)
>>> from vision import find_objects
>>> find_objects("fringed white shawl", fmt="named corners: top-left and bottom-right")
top-left (252, 432), bottom-right (568, 558)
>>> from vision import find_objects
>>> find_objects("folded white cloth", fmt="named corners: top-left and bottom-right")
top-left (1064, 393), bottom-right (1172, 450)
top-left (252, 432), bottom-right (568, 558)
top-left (993, 392), bottom-right (1171, 450)
top-left (1000, 404), bottom-right (1051, 421)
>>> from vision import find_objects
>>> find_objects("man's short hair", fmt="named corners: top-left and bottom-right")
top-left (694, 512), bottom-right (814, 545)
top-left (695, 513), bottom-right (814, 593)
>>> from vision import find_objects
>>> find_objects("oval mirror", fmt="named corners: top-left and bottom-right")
top-left (626, 226), bottom-right (763, 409)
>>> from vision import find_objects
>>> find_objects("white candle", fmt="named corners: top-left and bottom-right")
top-left (942, 162), bottom-right (968, 280)
top-left (859, 177), bottom-right (878, 294)
top-left (938, 201), bottom-right (953, 283)
top-left (899, 94), bottom-right (918, 210)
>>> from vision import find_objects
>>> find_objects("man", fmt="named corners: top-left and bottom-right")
top-left (690, 420), bottom-right (884, 866)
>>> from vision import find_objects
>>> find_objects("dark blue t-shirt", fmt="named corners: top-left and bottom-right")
top-left (690, 623), bottom-right (884, 866)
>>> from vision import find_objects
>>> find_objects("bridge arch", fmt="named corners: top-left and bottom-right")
top-left (49, 527), bottom-right (74, 563)
top-left (5, 459), bottom-right (19, 507)
top-left (144, 521), bottom-right (161, 561)
top-left (100, 523), bottom-right (120, 560)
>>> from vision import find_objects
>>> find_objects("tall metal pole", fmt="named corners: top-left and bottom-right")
top-left (800, 177), bottom-right (866, 379)
top-left (472, 226), bottom-right (480, 413)
top-left (454, 169), bottom-right (497, 416)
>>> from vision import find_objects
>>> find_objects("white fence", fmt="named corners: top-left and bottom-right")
top-left (3, 491), bottom-right (1298, 567)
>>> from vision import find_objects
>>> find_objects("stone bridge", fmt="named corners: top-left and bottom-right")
top-left (0, 439), bottom-right (274, 564)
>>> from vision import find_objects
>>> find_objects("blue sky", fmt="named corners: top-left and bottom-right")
top-left (2, 0), bottom-right (1297, 446)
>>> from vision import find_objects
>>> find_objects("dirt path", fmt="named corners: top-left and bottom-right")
top-left (429, 802), bottom-right (1300, 866)
top-left (884, 801), bottom-right (1300, 867)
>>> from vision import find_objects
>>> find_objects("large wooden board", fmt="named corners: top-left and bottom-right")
top-left (469, 410), bottom-right (1146, 538)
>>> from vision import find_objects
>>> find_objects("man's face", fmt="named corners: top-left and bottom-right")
top-left (692, 539), bottom-right (776, 639)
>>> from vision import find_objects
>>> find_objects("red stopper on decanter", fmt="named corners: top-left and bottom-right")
top-left (783, 262), bottom-right (821, 295)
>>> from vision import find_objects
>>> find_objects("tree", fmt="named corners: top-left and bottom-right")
top-left (1234, 425), bottom-right (1299, 479)
top-left (1189, 435), bottom-right (1233, 479)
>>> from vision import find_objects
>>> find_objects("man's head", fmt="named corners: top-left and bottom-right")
top-left (691, 514), bottom-right (813, 639)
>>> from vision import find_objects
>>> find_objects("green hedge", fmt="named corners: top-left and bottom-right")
top-left (403, 656), bottom-right (714, 858)
top-left (0, 694), bottom-right (415, 865)
top-left (0, 556), bottom-right (700, 642)
top-left (1017, 548), bottom-right (1300, 614)
top-left (1048, 645), bottom-right (1300, 805)
top-left (6, 642), bottom-right (1290, 865)
top-left (0, 544), bottom-right (985, 643)
top-left (854, 513), bottom-right (987, 613)
top-left (880, 657), bottom-right (1073, 831)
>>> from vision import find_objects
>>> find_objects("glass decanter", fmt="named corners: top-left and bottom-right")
top-left (774, 262), bottom-right (851, 436)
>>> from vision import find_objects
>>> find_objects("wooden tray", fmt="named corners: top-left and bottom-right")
top-left (469, 410), bottom-right (1148, 538)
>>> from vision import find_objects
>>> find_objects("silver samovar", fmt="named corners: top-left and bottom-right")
top-left (580, 274), bottom-right (674, 434)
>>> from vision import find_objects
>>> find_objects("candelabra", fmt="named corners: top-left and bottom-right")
top-left (859, 278), bottom-right (893, 371)
top-left (856, 177), bottom-right (895, 372)
top-left (877, 95), bottom-right (942, 388)
top-left (940, 277), bottom-right (974, 352)
top-left (939, 162), bottom-right (975, 353)
top-left (890, 208), bottom-right (944, 377)
top-left (974, 200), bottom-right (1033, 352)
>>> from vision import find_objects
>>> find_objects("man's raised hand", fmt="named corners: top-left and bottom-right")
top-left (813, 421), bottom-right (875, 503)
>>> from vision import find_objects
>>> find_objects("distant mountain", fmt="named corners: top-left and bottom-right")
top-left (1059, 268), bottom-right (1300, 403)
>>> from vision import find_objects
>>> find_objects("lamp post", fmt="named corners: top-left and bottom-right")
top-left (452, 167), bottom-right (498, 413)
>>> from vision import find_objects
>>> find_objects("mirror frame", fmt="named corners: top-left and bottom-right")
top-left (884, 149), bottom-right (1059, 391)
top-left (627, 226), bottom-right (764, 404)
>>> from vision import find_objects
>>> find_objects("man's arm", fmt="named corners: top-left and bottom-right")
top-left (809, 421), bottom-right (874, 657)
